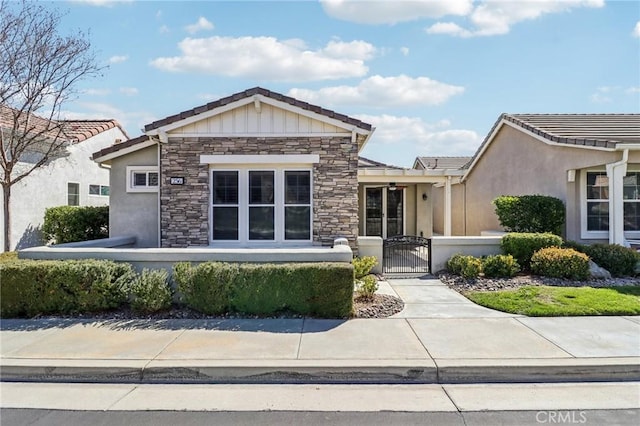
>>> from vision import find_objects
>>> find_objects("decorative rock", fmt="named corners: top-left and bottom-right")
top-left (589, 260), bottom-right (612, 280)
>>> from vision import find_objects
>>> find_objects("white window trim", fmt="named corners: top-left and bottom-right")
top-left (126, 166), bottom-right (159, 193)
top-left (88, 184), bottom-right (109, 197)
top-left (580, 168), bottom-right (640, 240)
top-left (209, 165), bottom-right (314, 246)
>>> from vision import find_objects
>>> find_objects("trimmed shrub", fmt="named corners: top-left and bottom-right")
top-left (562, 240), bottom-right (589, 255)
top-left (531, 247), bottom-right (590, 280)
top-left (42, 206), bottom-right (109, 244)
top-left (128, 269), bottom-right (173, 314)
top-left (174, 262), bottom-right (354, 318)
top-left (355, 275), bottom-right (379, 300)
top-left (0, 259), bottom-right (134, 318)
top-left (501, 233), bottom-right (563, 269)
top-left (482, 254), bottom-right (520, 278)
top-left (447, 254), bottom-right (482, 279)
top-left (493, 195), bottom-right (565, 235)
top-left (352, 256), bottom-right (378, 279)
top-left (582, 244), bottom-right (639, 277)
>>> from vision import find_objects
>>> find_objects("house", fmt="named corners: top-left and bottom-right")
top-left (429, 113), bottom-right (640, 245)
top-left (92, 87), bottom-right (467, 251)
top-left (0, 106), bottom-right (128, 251)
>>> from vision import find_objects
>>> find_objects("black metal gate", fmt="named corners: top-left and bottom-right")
top-left (383, 235), bottom-right (431, 275)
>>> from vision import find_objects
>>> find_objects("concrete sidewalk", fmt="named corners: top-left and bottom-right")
top-left (1, 277), bottom-right (639, 384)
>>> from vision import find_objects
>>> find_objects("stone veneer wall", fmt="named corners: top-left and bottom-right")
top-left (160, 136), bottom-right (358, 248)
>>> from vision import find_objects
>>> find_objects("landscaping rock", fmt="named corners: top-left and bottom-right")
top-left (589, 260), bottom-right (612, 280)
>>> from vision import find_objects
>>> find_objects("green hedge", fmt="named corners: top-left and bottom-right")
top-left (174, 262), bottom-right (354, 318)
top-left (42, 206), bottom-right (109, 244)
top-left (582, 244), bottom-right (639, 277)
top-left (501, 233), bottom-right (563, 269)
top-left (493, 195), bottom-right (565, 235)
top-left (0, 259), bottom-right (134, 318)
top-left (531, 247), bottom-right (590, 280)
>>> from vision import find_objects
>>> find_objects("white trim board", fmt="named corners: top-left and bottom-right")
top-left (200, 154), bottom-right (320, 165)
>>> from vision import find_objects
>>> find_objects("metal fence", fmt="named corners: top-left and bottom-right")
top-left (382, 235), bottom-right (431, 275)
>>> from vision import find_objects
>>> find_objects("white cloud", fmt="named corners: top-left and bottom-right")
top-left (400, 47), bottom-right (410, 56)
top-left (427, 0), bottom-right (604, 38)
top-left (119, 87), bottom-right (138, 96)
top-left (71, 0), bottom-right (132, 7)
top-left (159, 25), bottom-right (170, 34)
top-left (108, 55), bottom-right (128, 64)
top-left (320, 0), bottom-right (473, 24)
top-left (633, 21), bottom-right (640, 38)
top-left (151, 37), bottom-right (375, 81)
top-left (185, 17), bottom-right (214, 34)
top-left (83, 88), bottom-right (111, 96)
top-left (626, 86), bottom-right (640, 94)
top-left (287, 75), bottom-right (464, 107)
top-left (357, 114), bottom-right (481, 156)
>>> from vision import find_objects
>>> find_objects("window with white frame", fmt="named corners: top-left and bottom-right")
top-left (89, 184), bottom-right (109, 196)
top-left (67, 182), bottom-right (80, 206)
top-left (210, 168), bottom-right (312, 243)
top-left (126, 166), bottom-right (159, 192)
top-left (584, 170), bottom-right (640, 234)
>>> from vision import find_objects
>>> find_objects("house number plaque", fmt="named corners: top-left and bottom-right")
top-left (170, 177), bottom-right (185, 185)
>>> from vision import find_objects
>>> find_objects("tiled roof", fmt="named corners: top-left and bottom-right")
top-left (415, 156), bottom-right (472, 170)
top-left (144, 87), bottom-right (373, 132)
top-left (91, 135), bottom-right (151, 161)
top-left (358, 156), bottom-right (404, 169)
top-left (0, 104), bottom-right (126, 144)
top-left (504, 113), bottom-right (640, 149)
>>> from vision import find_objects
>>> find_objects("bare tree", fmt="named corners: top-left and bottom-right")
top-left (0, 0), bottom-right (104, 251)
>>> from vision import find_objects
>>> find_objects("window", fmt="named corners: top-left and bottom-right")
top-left (126, 166), bottom-right (159, 192)
top-left (584, 170), bottom-right (640, 235)
top-left (210, 168), bottom-right (312, 244)
top-left (89, 184), bottom-right (109, 196)
top-left (67, 182), bottom-right (79, 206)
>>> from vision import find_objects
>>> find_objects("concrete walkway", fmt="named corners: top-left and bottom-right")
top-left (1, 277), bottom-right (639, 384)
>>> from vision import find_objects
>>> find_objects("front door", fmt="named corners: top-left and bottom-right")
top-left (365, 187), bottom-right (404, 238)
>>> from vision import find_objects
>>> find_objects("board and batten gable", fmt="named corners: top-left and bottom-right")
top-left (461, 123), bottom-right (639, 241)
top-left (108, 144), bottom-right (159, 247)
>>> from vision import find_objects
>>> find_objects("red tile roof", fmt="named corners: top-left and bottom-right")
top-left (145, 87), bottom-right (373, 132)
top-left (0, 104), bottom-right (127, 144)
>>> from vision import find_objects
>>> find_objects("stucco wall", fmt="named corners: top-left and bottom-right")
top-left (109, 145), bottom-right (159, 247)
top-left (1, 127), bottom-right (124, 251)
top-left (462, 124), bottom-right (635, 241)
top-left (160, 136), bottom-right (358, 248)
top-left (431, 183), bottom-right (465, 236)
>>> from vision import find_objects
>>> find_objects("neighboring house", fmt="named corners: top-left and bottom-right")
top-left (92, 87), bottom-right (468, 250)
top-left (0, 106), bottom-right (128, 251)
top-left (429, 113), bottom-right (640, 245)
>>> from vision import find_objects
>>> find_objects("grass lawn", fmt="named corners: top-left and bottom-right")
top-left (466, 285), bottom-right (640, 316)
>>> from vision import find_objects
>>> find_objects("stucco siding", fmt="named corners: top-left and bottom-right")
top-left (1, 127), bottom-right (124, 251)
top-left (462, 124), bottom-right (626, 238)
top-left (109, 145), bottom-right (159, 247)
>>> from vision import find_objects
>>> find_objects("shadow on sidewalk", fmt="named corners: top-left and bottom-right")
top-left (1, 317), bottom-right (348, 333)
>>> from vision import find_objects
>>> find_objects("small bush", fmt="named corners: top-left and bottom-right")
top-left (531, 247), bottom-right (590, 280)
top-left (582, 244), bottom-right (639, 277)
top-left (493, 195), bottom-right (565, 235)
top-left (42, 206), bottom-right (109, 244)
top-left (0, 259), bottom-right (133, 318)
top-left (482, 254), bottom-right (520, 278)
top-left (174, 262), bottom-right (353, 318)
top-left (501, 233), bottom-right (563, 269)
top-left (355, 275), bottom-right (379, 300)
top-left (352, 256), bottom-right (378, 279)
top-left (562, 240), bottom-right (589, 255)
top-left (128, 269), bottom-right (172, 314)
top-left (447, 254), bottom-right (482, 279)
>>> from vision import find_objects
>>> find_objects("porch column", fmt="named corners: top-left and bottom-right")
top-left (606, 150), bottom-right (628, 245)
top-left (444, 176), bottom-right (452, 236)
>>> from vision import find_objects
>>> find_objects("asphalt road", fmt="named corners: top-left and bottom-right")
top-left (2, 409), bottom-right (639, 426)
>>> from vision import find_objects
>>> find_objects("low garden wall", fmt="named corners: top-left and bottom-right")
top-left (431, 236), bottom-right (502, 272)
top-left (19, 237), bottom-right (354, 274)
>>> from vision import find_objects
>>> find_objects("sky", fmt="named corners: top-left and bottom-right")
top-left (43, 0), bottom-right (640, 167)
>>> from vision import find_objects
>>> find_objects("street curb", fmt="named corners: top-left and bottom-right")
top-left (2, 357), bottom-right (639, 384)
